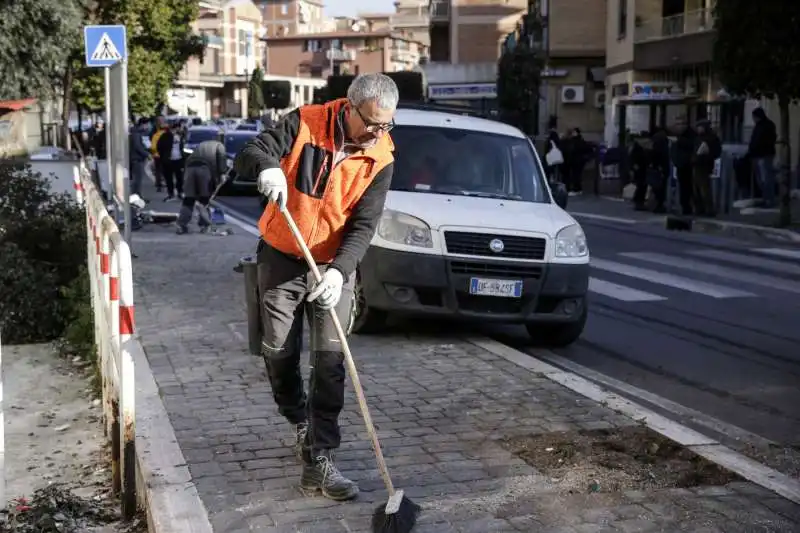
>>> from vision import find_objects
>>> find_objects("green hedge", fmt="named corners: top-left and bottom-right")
top-left (0, 162), bottom-right (92, 348)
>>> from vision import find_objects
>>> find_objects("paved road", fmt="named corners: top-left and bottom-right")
top-left (216, 193), bottom-right (800, 475)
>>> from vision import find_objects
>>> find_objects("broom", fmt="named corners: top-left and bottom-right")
top-left (281, 209), bottom-right (421, 533)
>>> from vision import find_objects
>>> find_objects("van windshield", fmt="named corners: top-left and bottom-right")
top-left (389, 125), bottom-right (549, 203)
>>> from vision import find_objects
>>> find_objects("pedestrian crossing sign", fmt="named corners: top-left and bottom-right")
top-left (84, 25), bottom-right (127, 67)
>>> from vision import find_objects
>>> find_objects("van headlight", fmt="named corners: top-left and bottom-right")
top-left (377, 209), bottom-right (433, 248)
top-left (554, 224), bottom-right (588, 258)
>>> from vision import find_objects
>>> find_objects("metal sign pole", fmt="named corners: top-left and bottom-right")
top-left (109, 61), bottom-right (132, 247)
top-left (120, 61), bottom-right (132, 246)
top-left (104, 66), bottom-right (114, 200)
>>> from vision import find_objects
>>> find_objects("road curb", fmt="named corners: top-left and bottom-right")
top-left (688, 218), bottom-right (800, 243)
top-left (131, 337), bottom-right (214, 533)
top-left (468, 337), bottom-right (800, 506)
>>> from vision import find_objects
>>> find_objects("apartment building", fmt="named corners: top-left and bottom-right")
top-left (429, 0), bottom-right (528, 64)
top-left (173, 0), bottom-right (326, 118)
top-left (391, 0), bottom-right (431, 47)
top-left (536, 0), bottom-right (607, 139)
top-left (605, 0), bottom-right (721, 143)
top-left (256, 0), bottom-right (327, 37)
top-left (264, 30), bottom-right (428, 79)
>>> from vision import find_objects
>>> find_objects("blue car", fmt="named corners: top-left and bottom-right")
top-left (184, 126), bottom-right (223, 155)
top-left (218, 130), bottom-right (260, 195)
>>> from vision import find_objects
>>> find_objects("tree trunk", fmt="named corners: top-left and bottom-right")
top-left (777, 95), bottom-right (792, 227)
top-left (61, 63), bottom-right (74, 152)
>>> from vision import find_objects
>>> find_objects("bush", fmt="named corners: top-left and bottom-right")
top-left (0, 162), bottom-right (89, 344)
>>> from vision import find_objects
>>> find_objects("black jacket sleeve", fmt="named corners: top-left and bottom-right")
top-left (234, 109), bottom-right (301, 179)
top-left (329, 162), bottom-right (394, 278)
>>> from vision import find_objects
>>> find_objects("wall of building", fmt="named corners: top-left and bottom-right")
top-left (549, 0), bottom-right (607, 56)
top-left (451, 0), bottom-right (527, 64)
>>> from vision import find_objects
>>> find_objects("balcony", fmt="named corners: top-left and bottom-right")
top-left (391, 13), bottom-right (430, 27)
top-left (326, 49), bottom-right (357, 62)
top-left (633, 9), bottom-right (716, 70)
top-left (429, 0), bottom-right (450, 22)
top-left (634, 9), bottom-right (714, 43)
top-left (391, 48), bottom-right (416, 63)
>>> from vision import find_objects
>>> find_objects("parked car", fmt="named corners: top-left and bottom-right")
top-left (218, 129), bottom-right (260, 195)
top-left (183, 126), bottom-right (223, 155)
top-left (349, 106), bottom-right (589, 347)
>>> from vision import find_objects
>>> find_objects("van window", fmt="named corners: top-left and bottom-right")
top-left (389, 126), bottom-right (549, 203)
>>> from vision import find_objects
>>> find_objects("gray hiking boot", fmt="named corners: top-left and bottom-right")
top-left (300, 450), bottom-right (359, 501)
top-left (294, 422), bottom-right (308, 462)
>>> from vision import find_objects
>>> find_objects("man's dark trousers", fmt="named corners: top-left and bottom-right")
top-left (256, 243), bottom-right (354, 453)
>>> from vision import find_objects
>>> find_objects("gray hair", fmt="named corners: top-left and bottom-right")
top-left (347, 73), bottom-right (399, 110)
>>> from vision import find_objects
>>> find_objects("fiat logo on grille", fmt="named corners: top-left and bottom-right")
top-left (489, 238), bottom-right (505, 253)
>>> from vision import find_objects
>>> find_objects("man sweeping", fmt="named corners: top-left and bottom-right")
top-left (234, 73), bottom-right (398, 501)
top-left (176, 139), bottom-right (227, 234)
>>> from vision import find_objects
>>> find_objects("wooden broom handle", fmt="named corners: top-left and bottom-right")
top-left (281, 209), bottom-right (395, 496)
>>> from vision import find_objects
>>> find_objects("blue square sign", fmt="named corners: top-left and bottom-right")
top-left (84, 25), bottom-right (127, 67)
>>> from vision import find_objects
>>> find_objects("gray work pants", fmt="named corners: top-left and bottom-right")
top-left (256, 243), bottom-right (354, 452)
top-left (177, 164), bottom-right (212, 229)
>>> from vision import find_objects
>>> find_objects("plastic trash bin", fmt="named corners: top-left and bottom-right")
top-left (240, 255), bottom-right (262, 356)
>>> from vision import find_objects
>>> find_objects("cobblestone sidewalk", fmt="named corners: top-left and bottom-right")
top-left (130, 219), bottom-right (800, 532)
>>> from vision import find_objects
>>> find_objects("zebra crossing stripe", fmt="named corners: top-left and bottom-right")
top-left (589, 278), bottom-right (666, 302)
top-left (620, 252), bottom-right (800, 295)
top-left (590, 258), bottom-right (755, 298)
top-left (690, 249), bottom-right (800, 276)
top-left (752, 248), bottom-right (800, 261)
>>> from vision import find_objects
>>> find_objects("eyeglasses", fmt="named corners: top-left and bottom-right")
top-left (353, 105), bottom-right (394, 133)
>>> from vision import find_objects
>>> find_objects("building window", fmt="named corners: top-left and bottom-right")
top-left (239, 29), bottom-right (252, 55)
top-left (617, 0), bottom-right (627, 39)
top-left (304, 39), bottom-right (322, 52)
top-left (281, 3), bottom-right (288, 15)
top-left (331, 39), bottom-right (341, 50)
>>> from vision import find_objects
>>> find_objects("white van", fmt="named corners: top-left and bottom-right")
top-left (350, 107), bottom-right (590, 347)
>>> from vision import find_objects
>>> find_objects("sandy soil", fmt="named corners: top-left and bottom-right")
top-left (2, 343), bottom-right (145, 532)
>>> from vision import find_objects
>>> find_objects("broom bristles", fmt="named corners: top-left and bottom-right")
top-left (371, 491), bottom-right (421, 533)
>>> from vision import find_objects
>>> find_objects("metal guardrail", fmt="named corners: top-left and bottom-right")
top-left (634, 8), bottom-right (713, 43)
top-left (79, 161), bottom-right (139, 519)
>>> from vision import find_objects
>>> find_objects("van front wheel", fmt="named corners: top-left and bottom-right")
top-left (348, 271), bottom-right (387, 335)
top-left (525, 306), bottom-right (587, 347)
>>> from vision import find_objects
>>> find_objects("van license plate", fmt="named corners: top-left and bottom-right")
top-left (469, 278), bottom-right (523, 298)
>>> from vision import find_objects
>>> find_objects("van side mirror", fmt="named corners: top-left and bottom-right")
top-left (552, 181), bottom-right (568, 209)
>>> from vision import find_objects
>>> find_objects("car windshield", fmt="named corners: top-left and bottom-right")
top-left (389, 125), bottom-right (549, 203)
top-left (225, 134), bottom-right (256, 155)
top-left (187, 129), bottom-right (220, 144)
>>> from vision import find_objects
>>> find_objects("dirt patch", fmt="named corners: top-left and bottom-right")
top-left (0, 344), bottom-right (146, 532)
top-left (500, 426), bottom-right (740, 494)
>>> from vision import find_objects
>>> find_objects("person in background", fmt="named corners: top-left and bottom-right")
top-left (150, 117), bottom-right (168, 192)
top-left (156, 122), bottom-right (185, 201)
top-left (670, 117), bottom-right (696, 215)
top-left (630, 133), bottom-right (650, 211)
top-left (692, 119), bottom-right (722, 217)
top-left (176, 139), bottom-right (227, 234)
top-left (649, 128), bottom-right (670, 213)
top-left (747, 108), bottom-right (777, 207)
top-left (90, 121), bottom-right (106, 160)
top-left (129, 118), bottom-right (151, 198)
top-left (543, 116), bottom-right (564, 183)
top-left (566, 128), bottom-right (591, 196)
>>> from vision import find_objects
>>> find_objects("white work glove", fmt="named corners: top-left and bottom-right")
top-left (257, 168), bottom-right (288, 210)
top-left (307, 268), bottom-right (344, 310)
